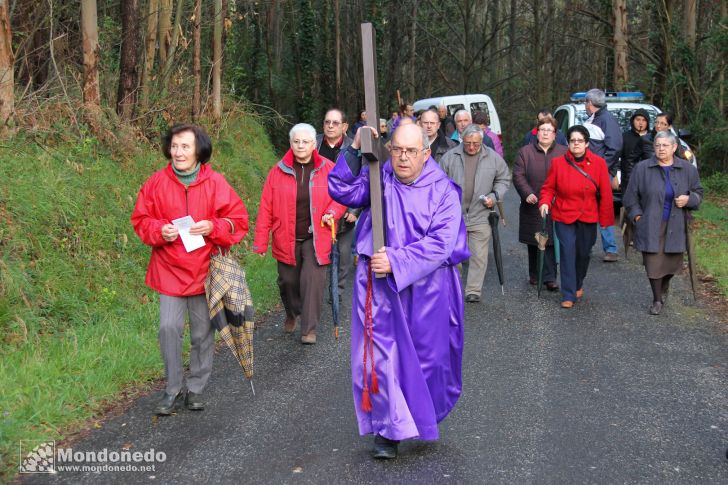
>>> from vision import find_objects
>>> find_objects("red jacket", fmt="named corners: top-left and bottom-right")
top-left (131, 163), bottom-right (249, 296)
top-left (253, 149), bottom-right (346, 265)
top-left (539, 149), bottom-right (614, 227)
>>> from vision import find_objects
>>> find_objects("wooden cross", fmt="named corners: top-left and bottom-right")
top-left (360, 22), bottom-right (387, 278)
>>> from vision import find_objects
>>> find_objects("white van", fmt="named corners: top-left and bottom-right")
top-left (413, 94), bottom-right (502, 137)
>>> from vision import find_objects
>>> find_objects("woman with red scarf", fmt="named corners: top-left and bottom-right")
top-left (539, 125), bottom-right (614, 308)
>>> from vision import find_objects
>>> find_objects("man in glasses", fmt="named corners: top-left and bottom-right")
top-left (440, 124), bottom-right (511, 303)
top-left (583, 88), bottom-right (624, 262)
top-left (316, 109), bottom-right (359, 294)
top-left (420, 108), bottom-right (457, 164)
top-left (328, 123), bottom-right (470, 460)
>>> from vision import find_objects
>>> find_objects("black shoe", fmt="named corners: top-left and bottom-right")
top-left (649, 301), bottom-right (663, 315)
top-left (155, 391), bottom-right (183, 415)
top-left (465, 294), bottom-right (480, 303)
top-left (372, 434), bottom-right (399, 459)
top-left (185, 390), bottom-right (205, 411)
top-left (545, 281), bottom-right (559, 291)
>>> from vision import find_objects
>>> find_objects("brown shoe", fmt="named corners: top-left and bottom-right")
top-left (284, 317), bottom-right (296, 334)
top-left (561, 300), bottom-right (574, 309)
top-left (576, 288), bottom-right (584, 299)
top-left (301, 333), bottom-right (317, 345)
top-left (603, 252), bottom-right (618, 262)
top-left (545, 281), bottom-right (559, 291)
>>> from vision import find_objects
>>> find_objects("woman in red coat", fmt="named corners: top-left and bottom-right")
top-left (539, 125), bottom-right (614, 308)
top-left (132, 124), bottom-right (249, 415)
top-left (253, 123), bottom-right (346, 344)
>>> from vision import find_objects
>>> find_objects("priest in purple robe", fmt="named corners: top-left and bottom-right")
top-left (328, 124), bottom-right (470, 459)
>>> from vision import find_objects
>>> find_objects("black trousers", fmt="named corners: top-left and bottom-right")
top-left (277, 238), bottom-right (327, 336)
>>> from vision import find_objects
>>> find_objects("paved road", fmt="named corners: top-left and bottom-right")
top-left (23, 190), bottom-right (728, 484)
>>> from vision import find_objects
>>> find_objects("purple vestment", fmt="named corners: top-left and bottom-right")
top-left (328, 153), bottom-right (470, 441)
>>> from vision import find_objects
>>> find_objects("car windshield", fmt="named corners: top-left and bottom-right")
top-left (575, 106), bottom-right (660, 131)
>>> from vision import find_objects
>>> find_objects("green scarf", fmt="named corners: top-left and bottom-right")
top-left (172, 163), bottom-right (201, 185)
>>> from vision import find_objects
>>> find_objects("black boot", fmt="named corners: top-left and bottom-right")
top-left (372, 434), bottom-right (399, 459)
top-left (155, 391), bottom-right (184, 416)
top-left (185, 390), bottom-right (205, 411)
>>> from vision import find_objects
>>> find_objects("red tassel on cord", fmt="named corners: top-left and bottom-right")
top-left (361, 388), bottom-right (372, 412)
top-left (370, 368), bottom-right (379, 394)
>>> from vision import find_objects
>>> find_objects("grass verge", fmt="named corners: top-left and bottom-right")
top-left (0, 117), bottom-right (280, 481)
top-left (693, 174), bottom-right (728, 298)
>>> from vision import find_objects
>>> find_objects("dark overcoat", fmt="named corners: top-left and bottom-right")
top-left (512, 140), bottom-right (568, 245)
top-left (623, 156), bottom-right (702, 253)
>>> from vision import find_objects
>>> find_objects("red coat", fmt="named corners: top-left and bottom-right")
top-left (539, 149), bottom-right (615, 227)
top-left (131, 163), bottom-right (249, 296)
top-left (253, 149), bottom-right (346, 265)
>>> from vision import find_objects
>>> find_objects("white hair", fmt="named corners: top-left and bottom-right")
top-left (289, 123), bottom-right (316, 141)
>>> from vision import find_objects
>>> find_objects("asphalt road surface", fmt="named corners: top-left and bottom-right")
top-left (22, 189), bottom-right (728, 484)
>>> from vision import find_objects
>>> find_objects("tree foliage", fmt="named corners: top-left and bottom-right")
top-left (1, 0), bottom-right (726, 171)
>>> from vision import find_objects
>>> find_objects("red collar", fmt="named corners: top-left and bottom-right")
top-left (282, 148), bottom-right (325, 169)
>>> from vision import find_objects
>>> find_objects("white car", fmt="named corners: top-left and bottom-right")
top-left (553, 92), bottom-right (696, 167)
top-left (413, 94), bottom-right (502, 139)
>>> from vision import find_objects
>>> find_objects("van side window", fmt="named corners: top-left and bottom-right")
top-left (448, 104), bottom-right (464, 116)
top-left (470, 102), bottom-right (490, 116)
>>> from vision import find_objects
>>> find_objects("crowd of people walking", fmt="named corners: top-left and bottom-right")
top-left (131, 87), bottom-right (702, 460)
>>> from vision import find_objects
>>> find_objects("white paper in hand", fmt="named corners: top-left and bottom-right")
top-left (172, 216), bottom-right (206, 252)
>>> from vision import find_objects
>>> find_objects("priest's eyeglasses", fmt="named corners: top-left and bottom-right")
top-left (391, 146), bottom-right (426, 158)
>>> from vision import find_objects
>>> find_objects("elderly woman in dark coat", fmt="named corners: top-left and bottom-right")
top-left (512, 115), bottom-right (567, 290)
top-left (623, 131), bottom-right (702, 315)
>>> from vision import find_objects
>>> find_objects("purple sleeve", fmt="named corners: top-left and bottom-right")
top-left (387, 185), bottom-right (463, 291)
top-left (328, 148), bottom-right (371, 208)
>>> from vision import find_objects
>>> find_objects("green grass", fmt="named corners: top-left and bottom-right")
top-left (0, 117), bottom-right (280, 481)
top-left (692, 173), bottom-right (728, 297)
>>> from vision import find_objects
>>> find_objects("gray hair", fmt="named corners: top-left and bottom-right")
top-left (586, 88), bottom-right (606, 108)
top-left (289, 123), bottom-right (317, 141)
top-left (654, 130), bottom-right (677, 146)
top-left (461, 124), bottom-right (484, 140)
top-left (453, 109), bottom-right (471, 122)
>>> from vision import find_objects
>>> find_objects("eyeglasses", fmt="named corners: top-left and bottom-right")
top-left (391, 146), bottom-right (426, 158)
top-left (292, 139), bottom-right (313, 146)
top-left (324, 120), bottom-right (342, 126)
top-left (538, 128), bottom-right (555, 133)
top-left (569, 138), bottom-right (586, 144)
top-left (462, 141), bottom-right (482, 147)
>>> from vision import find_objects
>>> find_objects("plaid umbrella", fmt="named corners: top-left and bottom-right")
top-left (205, 251), bottom-right (255, 394)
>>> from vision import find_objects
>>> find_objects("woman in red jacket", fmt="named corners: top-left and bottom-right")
top-left (132, 124), bottom-right (249, 415)
top-left (539, 125), bottom-right (614, 308)
top-left (253, 123), bottom-right (346, 344)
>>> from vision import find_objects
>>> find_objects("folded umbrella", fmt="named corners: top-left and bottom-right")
top-left (487, 209), bottom-right (505, 295)
top-left (535, 214), bottom-right (550, 298)
top-left (620, 207), bottom-right (634, 257)
top-left (205, 250), bottom-right (255, 395)
top-left (323, 220), bottom-right (341, 339)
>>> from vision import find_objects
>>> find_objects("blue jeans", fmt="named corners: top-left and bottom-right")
top-left (556, 221), bottom-right (597, 302)
top-left (599, 225), bottom-right (617, 254)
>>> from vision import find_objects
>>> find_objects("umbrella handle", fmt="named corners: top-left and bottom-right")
top-left (320, 218), bottom-right (337, 242)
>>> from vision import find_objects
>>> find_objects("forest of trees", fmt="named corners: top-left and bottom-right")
top-left (0, 0), bottom-right (726, 172)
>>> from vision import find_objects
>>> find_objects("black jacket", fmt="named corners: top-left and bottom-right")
top-left (620, 108), bottom-right (651, 191)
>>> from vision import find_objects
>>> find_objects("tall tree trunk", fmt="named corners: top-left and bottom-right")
top-left (117, 0), bottom-right (140, 121)
top-left (81, 0), bottom-right (101, 107)
top-left (0, 0), bottom-right (13, 132)
top-left (721, 0), bottom-right (727, 116)
top-left (212, 0), bottom-right (223, 120)
top-left (158, 0), bottom-right (172, 67)
top-left (612, 0), bottom-right (629, 90)
top-left (140, 0), bottom-right (159, 111)
top-left (685, 0), bottom-right (696, 51)
top-left (334, 0), bottom-right (341, 106)
top-left (159, 0), bottom-right (184, 94)
top-left (409, 0), bottom-right (418, 99)
top-left (192, 0), bottom-right (201, 121)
